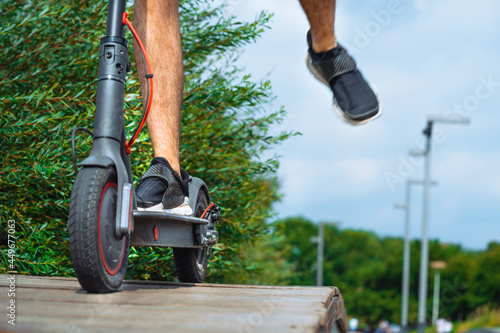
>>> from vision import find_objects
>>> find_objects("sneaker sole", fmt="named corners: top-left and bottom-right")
top-left (306, 53), bottom-right (383, 126)
top-left (137, 198), bottom-right (193, 216)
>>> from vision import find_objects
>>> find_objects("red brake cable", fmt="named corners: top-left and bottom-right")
top-left (122, 12), bottom-right (153, 155)
top-left (200, 203), bottom-right (216, 220)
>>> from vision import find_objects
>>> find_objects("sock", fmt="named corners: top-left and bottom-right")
top-left (309, 46), bottom-right (337, 61)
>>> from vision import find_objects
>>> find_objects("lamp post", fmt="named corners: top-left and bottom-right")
top-left (430, 261), bottom-right (447, 325)
top-left (395, 180), bottom-right (437, 333)
top-left (310, 221), bottom-right (340, 286)
top-left (413, 116), bottom-right (469, 333)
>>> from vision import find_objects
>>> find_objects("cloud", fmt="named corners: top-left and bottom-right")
top-left (434, 151), bottom-right (500, 199)
top-left (231, 0), bottom-right (500, 249)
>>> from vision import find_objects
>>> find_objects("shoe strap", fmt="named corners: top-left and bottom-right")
top-left (139, 163), bottom-right (175, 186)
top-left (138, 163), bottom-right (185, 198)
top-left (312, 50), bottom-right (357, 83)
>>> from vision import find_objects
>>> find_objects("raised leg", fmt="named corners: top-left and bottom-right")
top-left (298, 0), bottom-right (337, 52)
top-left (133, 0), bottom-right (183, 175)
top-left (299, 0), bottom-right (382, 125)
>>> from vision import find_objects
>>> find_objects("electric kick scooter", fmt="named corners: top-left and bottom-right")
top-left (67, 0), bottom-right (220, 293)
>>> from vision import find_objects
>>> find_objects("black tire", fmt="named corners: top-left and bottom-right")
top-left (173, 190), bottom-right (209, 283)
top-left (67, 167), bottom-right (130, 293)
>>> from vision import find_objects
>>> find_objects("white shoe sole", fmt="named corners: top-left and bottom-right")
top-left (137, 197), bottom-right (193, 216)
top-left (306, 53), bottom-right (383, 126)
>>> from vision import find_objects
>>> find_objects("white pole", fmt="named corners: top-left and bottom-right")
top-left (401, 181), bottom-right (411, 333)
top-left (432, 270), bottom-right (441, 324)
top-left (418, 121), bottom-right (432, 333)
top-left (317, 222), bottom-right (324, 286)
top-left (415, 115), bottom-right (468, 333)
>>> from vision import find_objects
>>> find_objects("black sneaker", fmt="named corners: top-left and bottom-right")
top-left (135, 157), bottom-right (193, 216)
top-left (305, 31), bottom-right (382, 125)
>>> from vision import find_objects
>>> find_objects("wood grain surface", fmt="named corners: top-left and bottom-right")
top-left (0, 274), bottom-right (348, 333)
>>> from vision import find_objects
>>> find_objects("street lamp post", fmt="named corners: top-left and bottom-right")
top-left (310, 221), bottom-right (340, 286)
top-left (413, 116), bottom-right (469, 333)
top-left (430, 261), bottom-right (447, 325)
top-left (316, 222), bottom-right (324, 286)
top-left (395, 180), bottom-right (437, 333)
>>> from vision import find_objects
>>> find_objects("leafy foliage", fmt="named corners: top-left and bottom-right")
top-left (274, 217), bottom-right (500, 326)
top-left (0, 0), bottom-right (296, 283)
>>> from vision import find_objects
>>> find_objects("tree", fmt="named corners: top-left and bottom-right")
top-left (0, 0), bottom-right (296, 283)
top-left (273, 217), bottom-right (499, 325)
top-left (469, 242), bottom-right (500, 310)
top-left (274, 216), bottom-right (319, 285)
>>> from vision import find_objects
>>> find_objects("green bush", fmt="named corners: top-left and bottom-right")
top-left (0, 0), bottom-right (296, 283)
top-left (275, 217), bottom-right (500, 325)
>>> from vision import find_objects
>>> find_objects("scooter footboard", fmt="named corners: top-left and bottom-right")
top-left (131, 211), bottom-right (208, 248)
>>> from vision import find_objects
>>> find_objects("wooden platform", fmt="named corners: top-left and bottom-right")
top-left (0, 274), bottom-right (348, 333)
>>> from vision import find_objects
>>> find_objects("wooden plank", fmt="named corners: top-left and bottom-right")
top-left (0, 274), bottom-right (348, 333)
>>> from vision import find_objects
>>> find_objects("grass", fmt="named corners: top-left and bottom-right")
top-left (455, 306), bottom-right (500, 333)
top-left (407, 307), bottom-right (500, 333)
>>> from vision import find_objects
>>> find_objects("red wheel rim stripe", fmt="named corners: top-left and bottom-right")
top-left (98, 182), bottom-right (126, 276)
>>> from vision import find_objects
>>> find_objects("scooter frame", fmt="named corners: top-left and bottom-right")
top-left (79, 0), bottom-right (217, 238)
top-left (70, 0), bottom-right (219, 292)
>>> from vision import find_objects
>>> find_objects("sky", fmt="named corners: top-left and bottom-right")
top-left (221, 0), bottom-right (500, 250)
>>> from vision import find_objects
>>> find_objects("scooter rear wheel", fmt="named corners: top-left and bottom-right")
top-left (173, 190), bottom-right (210, 283)
top-left (67, 167), bottom-right (130, 293)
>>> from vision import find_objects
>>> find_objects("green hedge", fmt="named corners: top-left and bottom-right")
top-left (0, 0), bottom-right (296, 283)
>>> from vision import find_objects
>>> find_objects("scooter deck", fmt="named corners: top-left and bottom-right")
top-left (130, 211), bottom-right (208, 248)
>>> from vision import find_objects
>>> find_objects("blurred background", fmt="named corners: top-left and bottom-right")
top-left (228, 0), bottom-right (500, 329)
top-left (1, 0), bottom-right (498, 331)
top-left (230, 0), bottom-right (500, 250)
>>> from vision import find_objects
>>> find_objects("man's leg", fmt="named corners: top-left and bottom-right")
top-left (134, 0), bottom-right (183, 175)
top-left (133, 0), bottom-right (192, 215)
top-left (298, 0), bottom-right (382, 125)
top-left (298, 0), bottom-right (337, 52)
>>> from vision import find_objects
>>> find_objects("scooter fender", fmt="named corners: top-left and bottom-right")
top-left (189, 177), bottom-right (210, 244)
top-left (188, 177), bottom-right (210, 212)
top-left (79, 137), bottom-right (134, 238)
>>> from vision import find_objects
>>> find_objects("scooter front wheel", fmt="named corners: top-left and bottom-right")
top-left (67, 167), bottom-right (130, 293)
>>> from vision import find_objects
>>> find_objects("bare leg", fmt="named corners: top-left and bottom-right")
top-left (298, 0), bottom-right (337, 52)
top-left (133, 0), bottom-right (183, 175)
